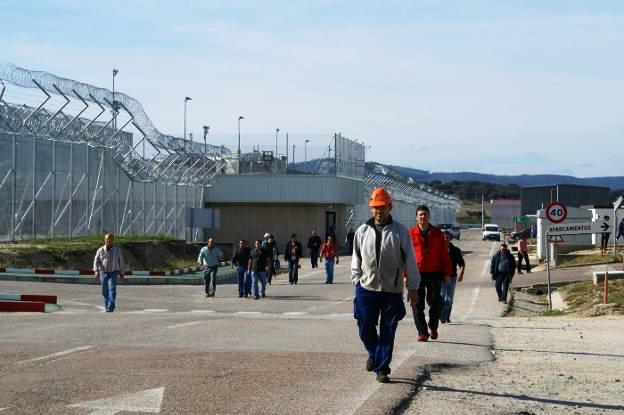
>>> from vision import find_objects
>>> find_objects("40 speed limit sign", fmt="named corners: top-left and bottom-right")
top-left (546, 201), bottom-right (567, 224)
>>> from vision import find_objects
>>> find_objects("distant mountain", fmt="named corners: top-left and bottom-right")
top-left (287, 159), bottom-right (624, 192)
top-left (388, 166), bottom-right (624, 190)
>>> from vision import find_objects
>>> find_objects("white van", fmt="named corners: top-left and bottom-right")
top-left (482, 224), bottom-right (500, 241)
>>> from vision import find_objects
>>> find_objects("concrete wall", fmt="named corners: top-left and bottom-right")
top-left (203, 203), bottom-right (348, 251)
top-left (491, 202), bottom-right (521, 230)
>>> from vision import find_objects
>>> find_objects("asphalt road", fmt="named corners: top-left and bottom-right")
top-left (0, 229), bottom-right (508, 414)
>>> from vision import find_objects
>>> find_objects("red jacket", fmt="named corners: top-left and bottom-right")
top-left (320, 242), bottom-right (338, 260)
top-left (409, 225), bottom-right (452, 277)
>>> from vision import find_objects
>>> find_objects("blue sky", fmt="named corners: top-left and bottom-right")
top-left (2, 0), bottom-right (623, 177)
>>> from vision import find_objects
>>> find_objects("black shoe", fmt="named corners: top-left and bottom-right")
top-left (254, 295), bottom-right (260, 300)
top-left (105, 308), bottom-right (112, 313)
top-left (262, 293), bottom-right (266, 298)
top-left (206, 294), bottom-right (210, 297)
top-left (440, 316), bottom-right (446, 324)
top-left (376, 373), bottom-right (389, 383)
top-left (366, 357), bottom-right (374, 372)
top-left (447, 317), bottom-right (452, 323)
top-left (238, 294), bottom-right (243, 298)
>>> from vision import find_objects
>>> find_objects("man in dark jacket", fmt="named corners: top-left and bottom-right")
top-left (232, 239), bottom-right (252, 298)
top-left (285, 233), bottom-right (303, 284)
top-left (409, 206), bottom-right (452, 342)
top-left (307, 230), bottom-right (322, 268)
top-left (346, 227), bottom-right (355, 255)
top-left (490, 243), bottom-right (516, 303)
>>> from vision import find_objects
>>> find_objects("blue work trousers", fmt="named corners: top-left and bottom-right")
top-left (353, 283), bottom-right (406, 375)
top-left (324, 258), bottom-right (335, 284)
top-left (252, 271), bottom-right (267, 298)
top-left (441, 276), bottom-right (457, 319)
top-left (99, 271), bottom-right (118, 311)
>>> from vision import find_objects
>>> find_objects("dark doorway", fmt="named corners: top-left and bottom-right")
top-left (325, 211), bottom-right (336, 240)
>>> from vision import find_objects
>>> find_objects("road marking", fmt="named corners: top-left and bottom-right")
top-left (190, 310), bottom-right (215, 313)
top-left (143, 309), bottom-right (168, 313)
top-left (283, 312), bottom-right (308, 316)
top-left (235, 311), bottom-right (261, 315)
top-left (164, 321), bottom-right (201, 329)
top-left (17, 346), bottom-right (93, 365)
top-left (459, 243), bottom-right (496, 321)
top-left (68, 386), bottom-right (164, 414)
top-left (64, 300), bottom-right (105, 311)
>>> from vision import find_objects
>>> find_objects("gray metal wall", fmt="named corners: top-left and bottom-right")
top-left (521, 185), bottom-right (609, 216)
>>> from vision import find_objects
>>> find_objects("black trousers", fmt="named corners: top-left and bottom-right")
top-left (411, 278), bottom-right (443, 335)
top-left (517, 252), bottom-right (530, 272)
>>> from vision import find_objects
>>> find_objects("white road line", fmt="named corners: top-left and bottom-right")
top-left (459, 243), bottom-right (496, 321)
top-left (235, 311), bottom-right (261, 315)
top-left (164, 321), bottom-right (201, 329)
top-left (143, 309), bottom-right (168, 313)
top-left (190, 310), bottom-right (215, 314)
top-left (283, 312), bottom-right (308, 316)
top-left (64, 300), bottom-right (105, 310)
top-left (17, 346), bottom-right (93, 365)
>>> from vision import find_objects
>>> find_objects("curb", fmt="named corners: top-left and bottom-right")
top-left (0, 266), bottom-right (205, 277)
top-left (0, 270), bottom-right (238, 285)
top-left (0, 292), bottom-right (58, 313)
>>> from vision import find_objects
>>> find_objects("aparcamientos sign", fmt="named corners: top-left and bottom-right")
top-left (546, 221), bottom-right (610, 236)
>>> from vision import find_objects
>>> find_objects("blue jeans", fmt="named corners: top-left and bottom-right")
top-left (252, 271), bottom-right (267, 298)
top-left (288, 259), bottom-right (299, 284)
top-left (310, 248), bottom-right (319, 268)
top-left (99, 271), bottom-right (118, 311)
top-left (203, 265), bottom-right (219, 295)
top-left (324, 258), bottom-right (335, 283)
top-left (353, 284), bottom-right (406, 375)
top-left (236, 266), bottom-right (249, 296)
top-left (494, 272), bottom-right (511, 301)
top-left (441, 276), bottom-right (457, 319)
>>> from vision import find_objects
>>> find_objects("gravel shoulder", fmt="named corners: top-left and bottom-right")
top-left (402, 313), bottom-right (624, 415)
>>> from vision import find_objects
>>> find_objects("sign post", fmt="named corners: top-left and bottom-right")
top-left (544, 202), bottom-right (567, 309)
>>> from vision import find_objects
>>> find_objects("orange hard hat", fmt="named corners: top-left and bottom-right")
top-left (369, 187), bottom-right (392, 207)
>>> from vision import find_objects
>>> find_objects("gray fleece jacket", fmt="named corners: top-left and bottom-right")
top-left (351, 216), bottom-right (421, 293)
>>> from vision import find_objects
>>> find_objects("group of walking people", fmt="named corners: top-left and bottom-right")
top-left (351, 187), bottom-right (466, 383)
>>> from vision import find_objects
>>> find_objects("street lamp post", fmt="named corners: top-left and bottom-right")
top-left (304, 139), bottom-right (310, 174)
top-left (112, 69), bottom-right (118, 130)
top-left (184, 97), bottom-right (192, 149)
top-left (274, 128), bottom-right (280, 173)
top-left (202, 126), bottom-right (209, 156)
top-left (237, 116), bottom-right (244, 174)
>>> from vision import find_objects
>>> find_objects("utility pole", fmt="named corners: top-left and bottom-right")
top-left (481, 194), bottom-right (485, 229)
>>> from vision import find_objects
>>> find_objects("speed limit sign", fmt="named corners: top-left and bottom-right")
top-left (546, 201), bottom-right (567, 223)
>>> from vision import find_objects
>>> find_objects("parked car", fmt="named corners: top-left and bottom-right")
top-left (509, 228), bottom-right (531, 242)
top-left (437, 223), bottom-right (461, 240)
top-left (482, 224), bottom-right (501, 241)
top-left (451, 223), bottom-right (461, 240)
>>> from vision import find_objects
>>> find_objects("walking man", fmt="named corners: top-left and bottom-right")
top-left (601, 215), bottom-right (611, 256)
top-left (490, 243), bottom-right (516, 303)
top-left (352, 187), bottom-right (420, 383)
top-left (285, 233), bottom-right (303, 284)
top-left (197, 238), bottom-right (223, 297)
top-left (232, 239), bottom-right (252, 298)
top-left (307, 230), bottom-right (322, 268)
top-left (440, 231), bottom-right (465, 324)
top-left (320, 234), bottom-right (339, 284)
top-left (517, 234), bottom-right (531, 274)
top-left (409, 206), bottom-right (452, 342)
top-left (264, 234), bottom-right (279, 284)
top-left (617, 218), bottom-right (624, 244)
top-left (93, 233), bottom-right (125, 312)
top-left (249, 240), bottom-right (270, 300)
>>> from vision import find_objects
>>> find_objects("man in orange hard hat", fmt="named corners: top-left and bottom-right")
top-left (351, 187), bottom-right (421, 383)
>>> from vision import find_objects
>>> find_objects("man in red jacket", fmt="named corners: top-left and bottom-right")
top-left (409, 205), bottom-right (452, 341)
